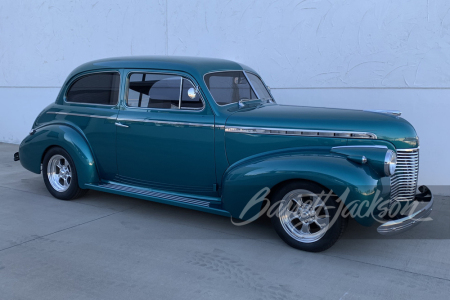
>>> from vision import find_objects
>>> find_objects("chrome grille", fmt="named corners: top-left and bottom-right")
top-left (390, 148), bottom-right (419, 205)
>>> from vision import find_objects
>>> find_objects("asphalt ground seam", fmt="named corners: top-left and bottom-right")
top-left (0, 205), bottom-right (140, 253)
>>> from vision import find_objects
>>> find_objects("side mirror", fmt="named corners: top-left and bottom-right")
top-left (187, 87), bottom-right (197, 99)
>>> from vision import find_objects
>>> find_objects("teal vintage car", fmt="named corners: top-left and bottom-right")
top-left (16, 56), bottom-right (433, 252)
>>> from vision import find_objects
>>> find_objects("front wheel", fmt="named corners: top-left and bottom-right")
top-left (42, 147), bottom-right (88, 200)
top-left (270, 181), bottom-right (347, 252)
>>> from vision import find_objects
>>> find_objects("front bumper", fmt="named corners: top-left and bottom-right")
top-left (377, 185), bottom-right (433, 235)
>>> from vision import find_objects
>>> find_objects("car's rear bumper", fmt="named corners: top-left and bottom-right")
top-left (377, 185), bottom-right (433, 235)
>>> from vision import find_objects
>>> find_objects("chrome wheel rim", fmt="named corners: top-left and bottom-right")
top-left (47, 154), bottom-right (72, 192)
top-left (279, 189), bottom-right (330, 243)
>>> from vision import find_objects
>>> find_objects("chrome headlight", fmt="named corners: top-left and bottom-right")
top-left (384, 150), bottom-right (397, 176)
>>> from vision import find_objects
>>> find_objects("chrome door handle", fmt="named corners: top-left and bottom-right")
top-left (115, 122), bottom-right (129, 128)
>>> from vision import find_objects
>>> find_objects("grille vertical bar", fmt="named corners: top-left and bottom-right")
top-left (390, 148), bottom-right (419, 205)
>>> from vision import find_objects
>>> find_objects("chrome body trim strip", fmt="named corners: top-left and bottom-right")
top-left (47, 112), bottom-right (214, 127)
top-left (225, 126), bottom-right (377, 139)
top-left (117, 118), bottom-right (214, 128)
top-left (332, 145), bottom-right (387, 149)
top-left (47, 111), bottom-right (116, 120)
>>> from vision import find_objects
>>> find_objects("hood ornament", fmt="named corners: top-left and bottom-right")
top-left (366, 110), bottom-right (401, 116)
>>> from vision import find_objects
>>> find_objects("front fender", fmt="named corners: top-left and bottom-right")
top-left (221, 148), bottom-right (390, 226)
top-left (19, 124), bottom-right (99, 188)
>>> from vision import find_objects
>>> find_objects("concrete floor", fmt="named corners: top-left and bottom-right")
top-left (0, 142), bottom-right (449, 300)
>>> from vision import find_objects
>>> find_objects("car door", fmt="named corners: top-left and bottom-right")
top-left (115, 71), bottom-right (217, 197)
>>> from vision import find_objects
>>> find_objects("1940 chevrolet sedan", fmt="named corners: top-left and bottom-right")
top-left (16, 56), bottom-right (433, 252)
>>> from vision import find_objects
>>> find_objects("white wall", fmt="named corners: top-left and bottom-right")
top-left (1, 0), bottom-right (449, 191)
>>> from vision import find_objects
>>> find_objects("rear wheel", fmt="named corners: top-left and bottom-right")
top-left (42, 147), bottom-right (88, 200)
top-left (270, 181), bottom-right (347, 252)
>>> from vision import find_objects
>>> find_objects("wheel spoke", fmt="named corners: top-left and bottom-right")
top-left (300, 223), bottom-right (310, 234)
top-left (298, 195), bottom-right (308, 205)
top-left (279, 201), bottom-right (291, 215)
top-left (315, 217), bottom-right (328, 228)
top-left (291, 198), bottom-right (302, 209)
top-left (288, 212), bottom-right (298, 222)
top-left (315, 206), bottom-right (329, 219)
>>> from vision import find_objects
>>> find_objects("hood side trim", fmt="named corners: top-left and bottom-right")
top-left (225, 126), bottom-right (377, 139)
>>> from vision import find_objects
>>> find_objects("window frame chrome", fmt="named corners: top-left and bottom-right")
top-left (63, 70), bottom-right (121, 107)
top-left (124, 70), bottom-right (205, 113)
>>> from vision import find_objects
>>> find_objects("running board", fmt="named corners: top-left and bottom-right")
top-left (85, 182), bottom-right (229, 217)
top-left (101, 183), bottom-right (210, 207)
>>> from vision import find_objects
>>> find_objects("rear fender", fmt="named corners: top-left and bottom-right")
top-left (19, 124), bottom-right (99, 188)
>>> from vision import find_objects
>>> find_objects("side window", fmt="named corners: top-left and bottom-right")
top-left (128, 73), bottom-right (203, 110)
top-left (128, 73), bottom-right (181, 109)
top-left (66, 72), bottom-right (120, 105)
top-left (180, 79), bottom-right (203, 109)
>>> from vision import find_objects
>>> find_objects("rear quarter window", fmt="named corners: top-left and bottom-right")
top-left (66, 72), bottom-right (120, 105)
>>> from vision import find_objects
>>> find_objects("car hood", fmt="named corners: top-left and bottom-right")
top-left (225, 104), bottom-right (418, 149)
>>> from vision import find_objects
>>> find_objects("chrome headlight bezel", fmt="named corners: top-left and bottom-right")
top-left (384, 150), bottom-right (397, 176)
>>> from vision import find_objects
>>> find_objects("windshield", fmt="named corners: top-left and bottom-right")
top-left (204, 71), bottom-right (272, 106)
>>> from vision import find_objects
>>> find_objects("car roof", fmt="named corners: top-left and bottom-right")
top-left (68, 56), bottom-right (256, 80)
